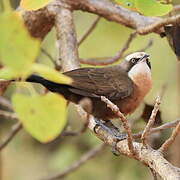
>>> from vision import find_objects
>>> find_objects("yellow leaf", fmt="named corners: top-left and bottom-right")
top-left (12, 93), bottom-right (67, 143)
top-left (20, 0), bottom-right (52, 11)
top-left (0, 12), bottom-right (40, 79)
top-left (31, 64), bottom-right (72, 85)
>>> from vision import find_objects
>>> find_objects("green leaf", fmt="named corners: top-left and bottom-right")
top-left (20, 0), bottom-right (52, 11)
top-left (31, 64), bottom-right (72, 85)
top-left (114, 0), bottom-right (136, 9)
top-left (12, 93), bottom-right (67, 143)
top-left (135, 0), bottom-right (173, 16)
top-left (114, 0), bottom-right (172, 16)
top-left (0, 12), bottom-right (40, 79)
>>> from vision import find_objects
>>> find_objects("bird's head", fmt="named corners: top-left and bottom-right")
top-left (120, 52), bottom-right (151, 72)
top-left (120, 52), bottom-right (152, 92)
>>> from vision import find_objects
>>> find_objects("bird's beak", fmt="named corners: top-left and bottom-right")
top-left (140, 54), bottom-right (150, 62)
top-left (140, 54), bottom-right (151, 69)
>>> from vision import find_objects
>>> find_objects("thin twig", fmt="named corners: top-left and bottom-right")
top-left (61, 131), bottom-right (80, 136)
top-left (135, 39), bottom-right (153, 52)
top-left (44, 143), bottom-right (106, 180)
top-left (133, 118), bottom-right (180, 139)
top-left (159, 83), bottom-right (168, 100)
top-left (0, 110), bottom-right (17, 120)
top-left (141, 97), bottom-right (161, 146)
top-left (137, 15), bottom-right (180, 35)
top-left (61, 119), bottom-right (89, 137)
top-left (78, 16), bottom-right (101, 46)
top-left (61, 121), bottom-right (90, 137)
top-left (101, 96), bottom-right (135, 155)
top-left (123, 39), bottom-right (153, 58)
top-left (41, 48), bottom-right (55, 63)
top-left (0, 122), bottom-right (22, 151)
top-left (0, 97), bottom-right (12, 110)
top-left (159, 122), bottom-right (180, 153)
top-left (41, 48), bottom-right (61, 70)
top-left (79, 32), bottom-right (137, 66)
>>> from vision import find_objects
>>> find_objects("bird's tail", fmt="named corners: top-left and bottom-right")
top-left (26, 74), bottom-right (48, 85)
top-left (26, 74), bottom-right (65, 93)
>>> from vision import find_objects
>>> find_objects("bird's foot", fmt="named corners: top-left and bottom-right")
top-left (93, 118), bottom-right (127, 156)
top-left (93, 118), bottom-right (107, 133)
top-left (111, 133), bottom-right (127, 156)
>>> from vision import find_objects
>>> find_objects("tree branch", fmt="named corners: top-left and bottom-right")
top-left (65, 0), bottom-right (161, 31)
top-left (0, 122), bottom-right (22, 151)
top-left (82, 112), bottom-right (180, 180)
top-left (133, 118), bottom-right (180, 139)
top-left (21, 0), bottom-right (163, 41)
top-left (36, 1), bottom-right (180, 179)
top-left (159, 122), bottom-right (180, 153)
top-left (79, 32), bottom-right (137, 66)
top-left (78, 16), bottom-right (101, 46)
top-left (141, 97), bottom-right (161, 146)
top-left (137, 14), bottom-right (180, 35)
top-left (101, 96), bottom-right (135, 155)
top-left (54, 6), bottom-right (80, 71)
top-left (0, 97), bottom-right (12, 110)
top-left (0, 110), bottom-right (17, 121)
top-left (45, 143), bottom-right (106, 180)
top-left (124, 39), bottom-right (153, 58)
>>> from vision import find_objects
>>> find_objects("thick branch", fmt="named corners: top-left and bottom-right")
top-left (85, 113), bottom-right (180, 180)
top-left (65, 0), bottom-right (161, 30)
top-left (21, 0), bottom-right (164, 40)
top-left (137, 15), bottom-right (180, 35)
top-left (55, 6), bottom-right (80, 71)
top-left (52, 1), bottom-right (180, 179)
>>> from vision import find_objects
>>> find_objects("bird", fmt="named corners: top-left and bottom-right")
top-left (26, 52), bottom-right (152, 121)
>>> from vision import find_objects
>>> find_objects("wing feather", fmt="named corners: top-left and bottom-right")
top-left (63, 66), bottom-right (134, 100)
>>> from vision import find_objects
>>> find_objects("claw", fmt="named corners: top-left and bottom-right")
top-left (111, 134), bottom-right (127, 156)
top-left (93, 118), bottom-right (127, 156)
top-left (93, 118), bottom-right (105, 134)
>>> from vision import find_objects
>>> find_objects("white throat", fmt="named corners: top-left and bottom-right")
top-left (128, 61), bottom-right (152, 95)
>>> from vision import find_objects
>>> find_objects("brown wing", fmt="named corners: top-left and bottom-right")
top-left (63, 66), bottom-right (134, 100)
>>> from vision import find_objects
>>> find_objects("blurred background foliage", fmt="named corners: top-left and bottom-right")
top-left (0, 0), bottom-right (180, 179)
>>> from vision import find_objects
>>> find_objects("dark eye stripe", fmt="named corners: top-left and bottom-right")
top-left (131, 58), bottom-right (139, 63)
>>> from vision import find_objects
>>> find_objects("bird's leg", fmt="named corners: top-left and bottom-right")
top-left (93, 118), bottom-right (127, 155)
top-left (108, 122), bottom-right (127, 155)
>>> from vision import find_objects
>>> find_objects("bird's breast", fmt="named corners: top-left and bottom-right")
top-left (128, 62), bottom-right (152, 98)
top-left (120, 64), bottom-right (152, 115)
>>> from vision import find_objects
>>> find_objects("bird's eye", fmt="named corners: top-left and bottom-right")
top-left (126, 2), bottom-right (132, 6)
top-left (131, 58), bottom-right (137, 64)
